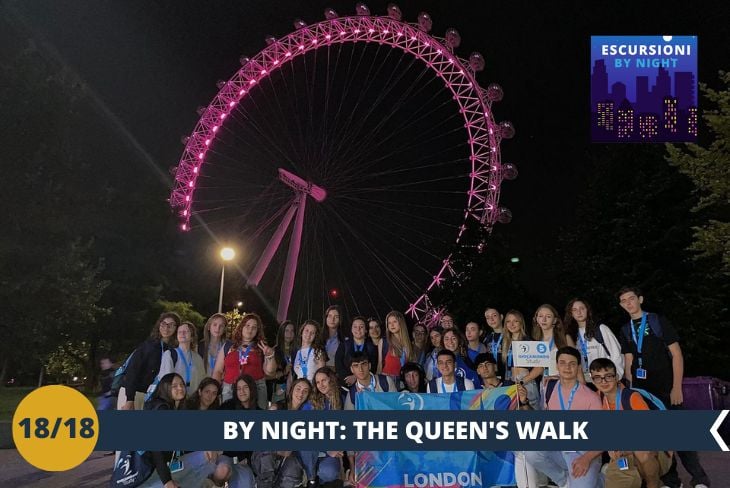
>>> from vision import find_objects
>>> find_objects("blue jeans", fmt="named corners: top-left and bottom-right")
top-left (138, 451), bottom-right (216, 487)
top-left (298, 451), bottom-right (341, 482)
top-left (525, 451), bottom-right (603, 488)
top-left (97, 394), bottom-right (115, 411)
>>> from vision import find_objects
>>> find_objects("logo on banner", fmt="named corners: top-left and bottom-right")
top-left (398, 392), bottom-right (425, 411)
top-left (590, 35), bottom-right (697, 143)
top-left (512, 341), bottom-right (551, 368)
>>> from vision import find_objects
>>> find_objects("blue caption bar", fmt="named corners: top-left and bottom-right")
top-left (97, 410), bottom-right (729, 451)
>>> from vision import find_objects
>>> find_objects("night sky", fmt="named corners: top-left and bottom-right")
top-left (3, 0), bottom-right (729, 322)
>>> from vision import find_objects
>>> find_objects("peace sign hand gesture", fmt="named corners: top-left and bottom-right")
top-left (258, 340), bottom-right (273, 357)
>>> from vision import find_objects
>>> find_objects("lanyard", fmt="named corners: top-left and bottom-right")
top-left (440, 378), bottom-right (455, 393)
top-left (507, 348), bottom-right (513, 367)
top-left (399, 349), bottom-right (406, 367)
top-left (490, 334), bottom-right (503, 362)
top-left (558, 381), bottom-right (580, 410)
top-left (298, 347), bottom-right (313, 378)
top-left (176, 347), bottom-right (193, 386)
top-left (238, 344), bottom-right (253, 369)
top-left (630, 313), bottom-right (648, 369)
top-left (209, 342), bottom-right (223, 372)
top-left (603, 390), bottom-right (622, 411)
top-left (548, 337), bottom-right (555, 350)
top-left (359, 373), bottom-right (376, 392)
top-left (578, 331), bottom-right (589, 371)
top-left (431, 350), bottom-right (440, 378)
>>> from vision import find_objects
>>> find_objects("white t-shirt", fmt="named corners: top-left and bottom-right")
top-left (427, 377), bottom-right (475, 393)
top-left (293, 347), bottom-right (319, 381)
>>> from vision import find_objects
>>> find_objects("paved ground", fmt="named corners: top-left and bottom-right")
top-left (0, 449), bottom-right (728, 487)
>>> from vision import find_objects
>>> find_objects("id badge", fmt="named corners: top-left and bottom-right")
top-left (636, 368), bottom-right (647, 379)
top-left (169, 459), bottom-right (184, 473)
top-left (617, 457), bottom-right (629, 471)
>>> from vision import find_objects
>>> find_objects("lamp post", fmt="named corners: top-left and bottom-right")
top-left (218, 247), bottom-right (236, 313)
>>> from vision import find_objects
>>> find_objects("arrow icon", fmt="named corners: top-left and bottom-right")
top-left (709, 410), bottom-right (729, 451)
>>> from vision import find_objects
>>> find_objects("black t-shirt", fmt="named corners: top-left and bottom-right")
top-left (619, 313), bottom-right (679, 400)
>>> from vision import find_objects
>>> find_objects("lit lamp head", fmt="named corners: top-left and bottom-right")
top-left (220, 247), bottom-right (236, 261)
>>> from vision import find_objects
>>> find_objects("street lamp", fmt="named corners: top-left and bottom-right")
top-left (218, 247), bottom-right (236, 313)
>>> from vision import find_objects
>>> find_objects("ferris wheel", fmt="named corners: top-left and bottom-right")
top-left (169, 3), bottom-right (517, 325)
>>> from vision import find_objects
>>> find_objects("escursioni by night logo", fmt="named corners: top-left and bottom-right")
top-left (590, 35), bottom-right (697, 143)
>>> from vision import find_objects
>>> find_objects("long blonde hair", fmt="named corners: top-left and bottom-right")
top-left (385, 311), bottom-right (414, 361)
top-left (532, 304), bottom-right (568, 348)
top-left (502, 310), bottom-right (528, 365)
top-left (203, 313), bottom-right (228, 346)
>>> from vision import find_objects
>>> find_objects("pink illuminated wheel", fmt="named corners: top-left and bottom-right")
top-left (169, 4), bottom-right (516, 324)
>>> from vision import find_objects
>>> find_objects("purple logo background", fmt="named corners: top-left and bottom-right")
top-left (590, 35), bottom-right (697, 143)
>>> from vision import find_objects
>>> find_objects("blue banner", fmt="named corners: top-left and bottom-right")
top-left (354, 388), bottom-right (518, 487)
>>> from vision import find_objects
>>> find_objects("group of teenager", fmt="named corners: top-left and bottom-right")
top-left (112, 288), bottom-right (711, 488)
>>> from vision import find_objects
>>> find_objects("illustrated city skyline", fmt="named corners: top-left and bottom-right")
top-left (590, 59), bottom-right (698, 142)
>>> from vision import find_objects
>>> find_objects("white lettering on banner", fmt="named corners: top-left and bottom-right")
top-left (516, 421), bottom-right (589, 440)
top-left (261, 421), bottom-right (340, 440)
top-left (404, 471), bottom-right (483, 487)
top-left (404, 421), bottom-right (510, 444)
top-left (352, 420), bottom-right (399, 440)
top-left (223, 421), bottom-right (254, 440)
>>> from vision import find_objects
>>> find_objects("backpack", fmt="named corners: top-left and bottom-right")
top-left (619, 387), bottom-right (666, 410)
top-left (591, 325), bottom-right (611, 356)
top-left (110, 351), bottom-right (135, 397)
top-left (143, 348), bottom-right (179, 402)
top-left (621, 313), bottom-right (664, 344)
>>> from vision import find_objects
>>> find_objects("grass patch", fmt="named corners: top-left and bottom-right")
top-left (0, 387), bottom-right (97, 421)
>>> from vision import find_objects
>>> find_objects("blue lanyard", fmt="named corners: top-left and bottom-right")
top-left (431, 350), bottom-right (440, 378)
top-left (440, 378), bottom-right (454, 393)
top-left (490, 334), bottom-right (503, 362)
top-left (400, 349), bottom-right (406, 367)
top-left (630, 313), bottom-right (648, 369)
top-left (361, 373), bottom-right (376, 392)
top-left (614, 390), bottom-right (622, 410)
top-left (238, 344), bottom-right (253, 367)
top-left (176, 347), bottom-right (193, 386)
top-left (507, 348), bottom-right (513, 367)
top-left (548, 337), bottom-right (555, 350)
top-left (558, 381), bottom-right (580, 411)
top-left (578, 331), bottom-right (589, 371)
top-left (209, 342), bottom-right (223, 372)
top-left (298, 347), bottom-right (313, 378)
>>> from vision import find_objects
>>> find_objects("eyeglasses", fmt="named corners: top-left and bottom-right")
top-left (591, 373), bottom-right (616, 383)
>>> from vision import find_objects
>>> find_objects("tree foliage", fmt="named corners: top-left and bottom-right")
top-left (151, 300), bottom-right (205, 329)
top-left (548, 144), bottom-right (729, 378)
top-left (666, 70), bottom-right (730, 275)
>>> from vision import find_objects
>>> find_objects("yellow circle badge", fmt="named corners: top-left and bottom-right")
top-left (12, 385), bottom-right (99, 471)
